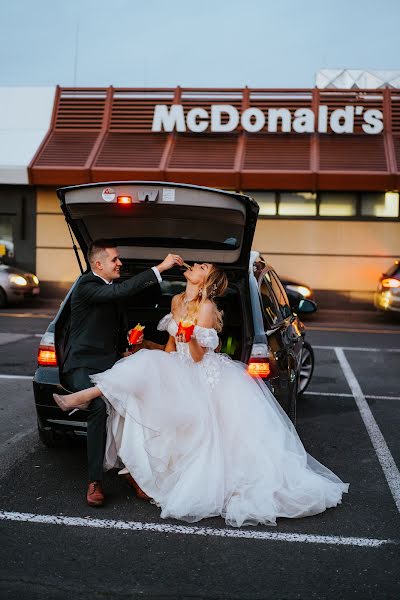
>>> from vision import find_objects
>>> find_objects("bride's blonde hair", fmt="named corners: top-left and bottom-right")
top-left (179, 265), bottom-right (228, 332)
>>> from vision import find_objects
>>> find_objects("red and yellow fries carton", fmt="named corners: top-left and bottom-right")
top-left (177, 320), bottom-right (195, 342)
top-left (128, 323), bottom-right (145, 346)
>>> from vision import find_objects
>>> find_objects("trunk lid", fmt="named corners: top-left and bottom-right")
top-left (57, 182), bottom-right (259, 271)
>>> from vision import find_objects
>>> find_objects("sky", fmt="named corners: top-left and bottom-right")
top-left (0, 0), bottom-right (399, 88)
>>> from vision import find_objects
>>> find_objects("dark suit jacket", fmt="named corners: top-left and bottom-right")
top-left (63, 269), bottom-right (158, 372)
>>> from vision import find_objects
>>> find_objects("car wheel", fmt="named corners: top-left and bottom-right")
top-left (298, 341), bottom-right (314, 397)
top-left (0, 287), bottom-right (7, 308)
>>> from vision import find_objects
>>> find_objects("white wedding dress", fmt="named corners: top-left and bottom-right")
top-left (91, 313), bottom-right (349, 527)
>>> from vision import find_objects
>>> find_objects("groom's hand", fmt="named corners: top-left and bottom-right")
top-left (156, 253), bottom-right (183, 273)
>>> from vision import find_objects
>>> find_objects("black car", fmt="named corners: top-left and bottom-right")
top-left (33, 182), bottom-right (316, 447)
top-left (374, 260), bottom-right (400, 315)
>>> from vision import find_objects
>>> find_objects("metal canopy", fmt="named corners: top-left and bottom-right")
top-left (29, 86), bottom-right (400, 191)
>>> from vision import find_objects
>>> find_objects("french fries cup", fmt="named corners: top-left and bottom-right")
top-left (128, 324), bottom-right (145, 346)
top-left (177, 320), bottom-right (195, 342)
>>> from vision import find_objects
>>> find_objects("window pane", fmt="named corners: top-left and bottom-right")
top-left (269, 271), bottom-right (291, 319)
top-left (278, 192), bottom-right (317, 216)
top-left (319, 192), bottom-right (357, 217)
top-left (0, 216), bottom-right (14, 259)
top-left (247, 192), bottom-right (276, 216)
top-left (386, 261), bottom-right (400, 277)
top-left (361, 192), bottom-right (399, 218)
top-left (259, 272), bottom-right (281, 326)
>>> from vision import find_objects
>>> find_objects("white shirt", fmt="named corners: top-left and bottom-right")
top-left (92, 267), bottom-right (162, 285)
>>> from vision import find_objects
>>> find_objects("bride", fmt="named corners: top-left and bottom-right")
top-left (54, 262), bottom-right (349, 527)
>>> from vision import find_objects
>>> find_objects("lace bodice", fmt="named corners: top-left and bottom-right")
top-left (157, 312), bottom-right (229, 388)
top-left (157, 312), bottom-right (219, 352)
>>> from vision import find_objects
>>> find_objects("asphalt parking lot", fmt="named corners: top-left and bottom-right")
top-left (0, 304), bottom-right (399, 599)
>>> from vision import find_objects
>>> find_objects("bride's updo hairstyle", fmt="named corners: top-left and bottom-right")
top-left (183, 265), bottom-right (228, 332)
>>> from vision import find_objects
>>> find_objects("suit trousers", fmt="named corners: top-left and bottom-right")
top-left (63, 367), bottom-right (107, 482)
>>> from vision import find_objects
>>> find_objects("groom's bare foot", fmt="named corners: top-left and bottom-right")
top-left (121, 473), bottom-right (151, 501)
top-left (87, 481), bottom-right (105, 506)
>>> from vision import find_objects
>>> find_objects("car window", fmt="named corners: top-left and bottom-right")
top-left (259, 271), bottom-right (281, 327)
top-left (269, 271), bottom-right (292, 319)
top-left (385, 262), bottom-right (400, 278)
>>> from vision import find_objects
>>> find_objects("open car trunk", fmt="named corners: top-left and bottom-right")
top-left (56, 182), bottom-right (258, 385)
top-left (57, 182), bottom-right (259, 273)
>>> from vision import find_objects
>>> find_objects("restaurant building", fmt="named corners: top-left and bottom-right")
top-left (0, 85), bottom-right (399, 305)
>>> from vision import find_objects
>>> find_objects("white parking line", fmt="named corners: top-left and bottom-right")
top-left (0, 428), bottom-right (36, 456)
top-left (314, 345), bottom-right (400, 353)
top-left (0, 510), bottom-right (396, 548)
top-left (0, 374), bottom-right (32, 380)
top-left (304, 391), bottom-right (400, 401)
top-left (335, 348), bottom-right (400, 514)
top-left (0, 333), bottom-right (30, 346)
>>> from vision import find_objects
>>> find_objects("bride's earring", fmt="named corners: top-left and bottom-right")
top-left (198, 287), bottom-right (203, 298)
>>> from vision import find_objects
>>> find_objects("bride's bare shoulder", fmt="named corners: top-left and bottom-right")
top-left (197, 300), bottom-right (217, 328)
top-left (171, 293), bottom-right (182, 310)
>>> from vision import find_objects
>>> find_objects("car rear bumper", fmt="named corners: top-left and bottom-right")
top-left (34, 375), bottom-right (88, 435)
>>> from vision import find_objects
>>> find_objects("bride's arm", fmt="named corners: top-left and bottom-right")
top-left (164, 335), bottom-right (176, 353)
top-left (187, 301), bottom-right (215, 363)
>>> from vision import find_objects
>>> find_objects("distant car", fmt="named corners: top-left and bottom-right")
top-left (0, 258), bottom-right (40, 308)
top-left (374, 260), bottom-right (400, 315)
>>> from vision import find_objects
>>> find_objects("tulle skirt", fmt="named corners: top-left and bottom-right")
top-left (91, 349), bottom-right (349, 527)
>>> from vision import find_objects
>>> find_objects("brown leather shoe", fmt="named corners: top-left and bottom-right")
top-left (121, 473), bottom-right (151, 501)
top-left (87, 481), bottom-right (105, 506)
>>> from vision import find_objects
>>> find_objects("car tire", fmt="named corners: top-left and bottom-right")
top-left (298, 341), bottom-right (314, 398)
top-left (0, 287), bottom-right (7, 309)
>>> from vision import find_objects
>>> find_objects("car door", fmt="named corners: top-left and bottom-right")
top-left (258, 268), bottom-right (302, 416)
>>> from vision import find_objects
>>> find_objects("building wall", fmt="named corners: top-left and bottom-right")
top-left (35, 187), bottom-right (399, 302)
top-left (253, 219), bottom-right (399, 303)
top-left (36, 187), bottom-right (84, 293)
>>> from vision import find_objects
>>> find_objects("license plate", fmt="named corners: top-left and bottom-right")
top-left (32, 288), bottom-right (40, 295)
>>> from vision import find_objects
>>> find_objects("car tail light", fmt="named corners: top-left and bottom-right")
top-left (247, 343), bottom-right (271, 379)
top-left (381, 278), bottom-right (400, 289)
top-left (117, 196), bottom-right (132, 205)
top-left (37, 332), bottom-right (58, 367)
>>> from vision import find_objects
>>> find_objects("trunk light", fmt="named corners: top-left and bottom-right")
top-left (38, 348), bottom-right (58, 366)
top-left (247, 343), bottom-right (271, 379)
top-left (247, 359), bottom-right (271, 378)
top-left (117, 196), bottom-right (132, 204)
top-left (382, 278), bottom-right (400, 288)
top-left (37, 331), bottom-right (58, 367)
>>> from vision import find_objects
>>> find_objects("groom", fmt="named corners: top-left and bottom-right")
top-left (61, 238), bottom-right (183, 506)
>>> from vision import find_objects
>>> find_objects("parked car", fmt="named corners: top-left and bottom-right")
top-left (33, 182), bottom-right (316, 447)
top-left (0, 257), bottom-right (40, 308)
top-left (374, 260), bottom-right (400, 315)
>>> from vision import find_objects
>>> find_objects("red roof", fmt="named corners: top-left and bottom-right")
top-left (29, 86), bottom-right (400, 190)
